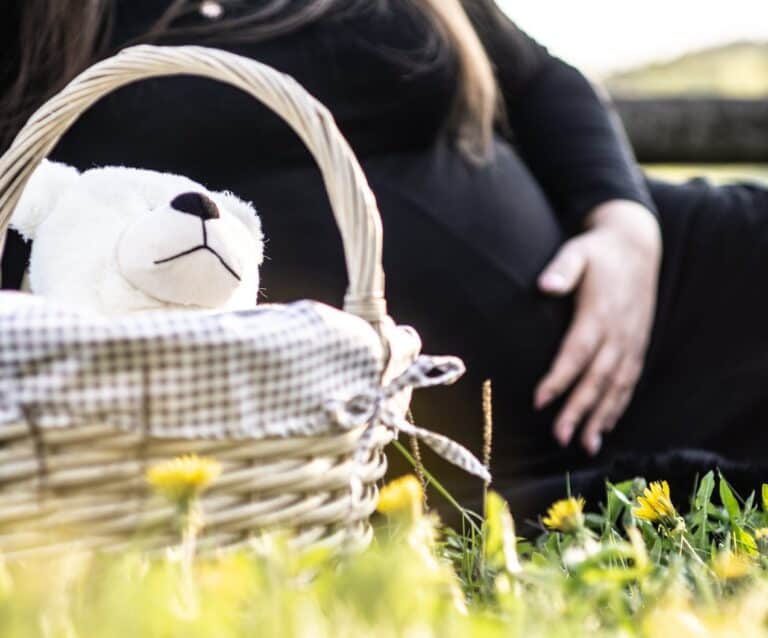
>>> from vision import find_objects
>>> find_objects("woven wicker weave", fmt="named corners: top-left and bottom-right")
top-left (0, 45), bottom-right (401, 557)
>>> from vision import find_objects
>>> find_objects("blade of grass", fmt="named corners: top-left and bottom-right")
top-left (393, 440), bottom-right (482, 533)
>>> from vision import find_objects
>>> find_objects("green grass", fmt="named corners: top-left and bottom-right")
top-left (3, 470), bottom-right (768, 637)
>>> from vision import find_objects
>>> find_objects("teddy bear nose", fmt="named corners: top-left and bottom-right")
top-left (171, 192), bottom-right (220, 221)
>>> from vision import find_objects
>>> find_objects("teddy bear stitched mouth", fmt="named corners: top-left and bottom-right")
top-left (153, 217), bottom-right (241, 282)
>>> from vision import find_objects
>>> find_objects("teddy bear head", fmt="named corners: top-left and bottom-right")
top-left (11, 161), bottom-right (264, 316)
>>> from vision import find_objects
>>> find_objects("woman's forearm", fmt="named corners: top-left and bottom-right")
top-left (505, 57), bottom-right (657, 229)
top-left (467, 2), bottom-right (657, 230)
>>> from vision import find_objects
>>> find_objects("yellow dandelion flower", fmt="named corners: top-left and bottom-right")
top-left (377, 475), bottom-right (424, 519)
top-left (633, 480), bottom-right (677, 524)
top-left (542, 497), bottom-right (585, 533)
top-left (712, 551), bottom-right (752, 581)
top-left (147, 454), bottom-right (221, 504)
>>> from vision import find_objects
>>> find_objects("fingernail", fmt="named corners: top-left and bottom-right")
top-left (534, 389), bottom-right (552, 409)
top-left (539, 272), bottom-right (567, 292)
top-left (587, 434), bottom-right (602, 456)
top-left (555, 422), bottom-right (573, 447)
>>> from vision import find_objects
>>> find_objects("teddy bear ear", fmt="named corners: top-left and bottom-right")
top-left (10, 160), bottom-right (80, 240)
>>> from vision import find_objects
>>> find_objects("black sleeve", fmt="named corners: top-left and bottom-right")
top-left (465, 0), bottom-right (657, 230)
top-left (0, 2), bottom-right (30, 290)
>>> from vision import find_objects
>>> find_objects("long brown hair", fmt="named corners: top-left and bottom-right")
top-left (1, 0), bottom-right (498, 161)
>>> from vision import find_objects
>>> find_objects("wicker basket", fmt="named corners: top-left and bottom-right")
top-left (0, 46), bottom-right (485, 558)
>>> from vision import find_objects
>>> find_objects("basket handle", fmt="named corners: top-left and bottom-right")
top-left (0, 45), bottom-right (387, 324)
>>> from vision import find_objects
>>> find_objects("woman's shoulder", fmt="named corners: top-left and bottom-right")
top-left (111, 0), bottom-right (456, 111)
top-left (52, 1), bottom-right (459, 172)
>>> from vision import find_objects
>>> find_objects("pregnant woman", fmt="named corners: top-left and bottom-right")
top-left (3, 0), bottom-right (768, 524)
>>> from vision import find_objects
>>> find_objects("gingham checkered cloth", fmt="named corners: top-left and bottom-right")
top-left (0, 293), bottom-right (489, 481)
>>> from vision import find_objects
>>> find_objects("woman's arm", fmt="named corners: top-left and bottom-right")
top-left (0, 4), bottom-right (30, 290)
top-left (466, 0), bottom-right (657, 229)
top-left (467, 1), bottom-right (662, 455)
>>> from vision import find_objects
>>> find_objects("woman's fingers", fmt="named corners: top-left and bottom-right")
top-left (538, 239), bottom-right (588, 296)
top-left (534, 311), bottom-right (602, 410)
top-left (536, 200), bottom-right (661, 454)
top-left (580, 355), bottom-right (642, 454)
top-left (535, 238), bottom-right (598, 408)
top-left (552, 344), bottom-right (622, 447)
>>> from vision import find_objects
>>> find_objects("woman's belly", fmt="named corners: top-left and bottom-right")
top-left (366, 134), bottom-right (565, 296)
top-left (238, 135), bottom-right (574, 476)
top-left (238, 135), bottom-right (567, 346)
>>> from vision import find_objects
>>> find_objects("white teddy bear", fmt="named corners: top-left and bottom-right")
top-left (10, 160), bottom-right (264, 316)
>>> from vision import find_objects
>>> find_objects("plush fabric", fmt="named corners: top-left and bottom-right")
top-left (10, 161), bottom-right (263, 316)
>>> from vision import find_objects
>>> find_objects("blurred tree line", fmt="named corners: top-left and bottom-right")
top-left (603, 42), bottom-right (768, 163)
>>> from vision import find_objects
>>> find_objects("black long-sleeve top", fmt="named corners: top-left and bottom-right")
top-left (1, 0), bottom-right (655, 288)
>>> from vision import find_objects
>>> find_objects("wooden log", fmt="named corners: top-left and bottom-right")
top-left (612, 98), bottom-right (768, 163)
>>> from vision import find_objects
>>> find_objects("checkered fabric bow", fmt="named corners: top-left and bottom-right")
top-left (324, 355), bottom-right (491, 482)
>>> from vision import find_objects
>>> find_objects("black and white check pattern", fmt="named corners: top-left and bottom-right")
top-left (0, 293), bottom-right (490, 481)
top-left (0, 293), bottom-right (389, 438)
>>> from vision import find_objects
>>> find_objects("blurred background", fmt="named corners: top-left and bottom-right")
top-left (499, 0), bottom-right (768, 183)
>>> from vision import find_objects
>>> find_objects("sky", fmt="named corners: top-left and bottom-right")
top-left (498, 0), bottom-right (768, 77)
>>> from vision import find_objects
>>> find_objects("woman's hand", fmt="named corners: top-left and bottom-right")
top-left (534, 200), bottom-right (662, 455)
